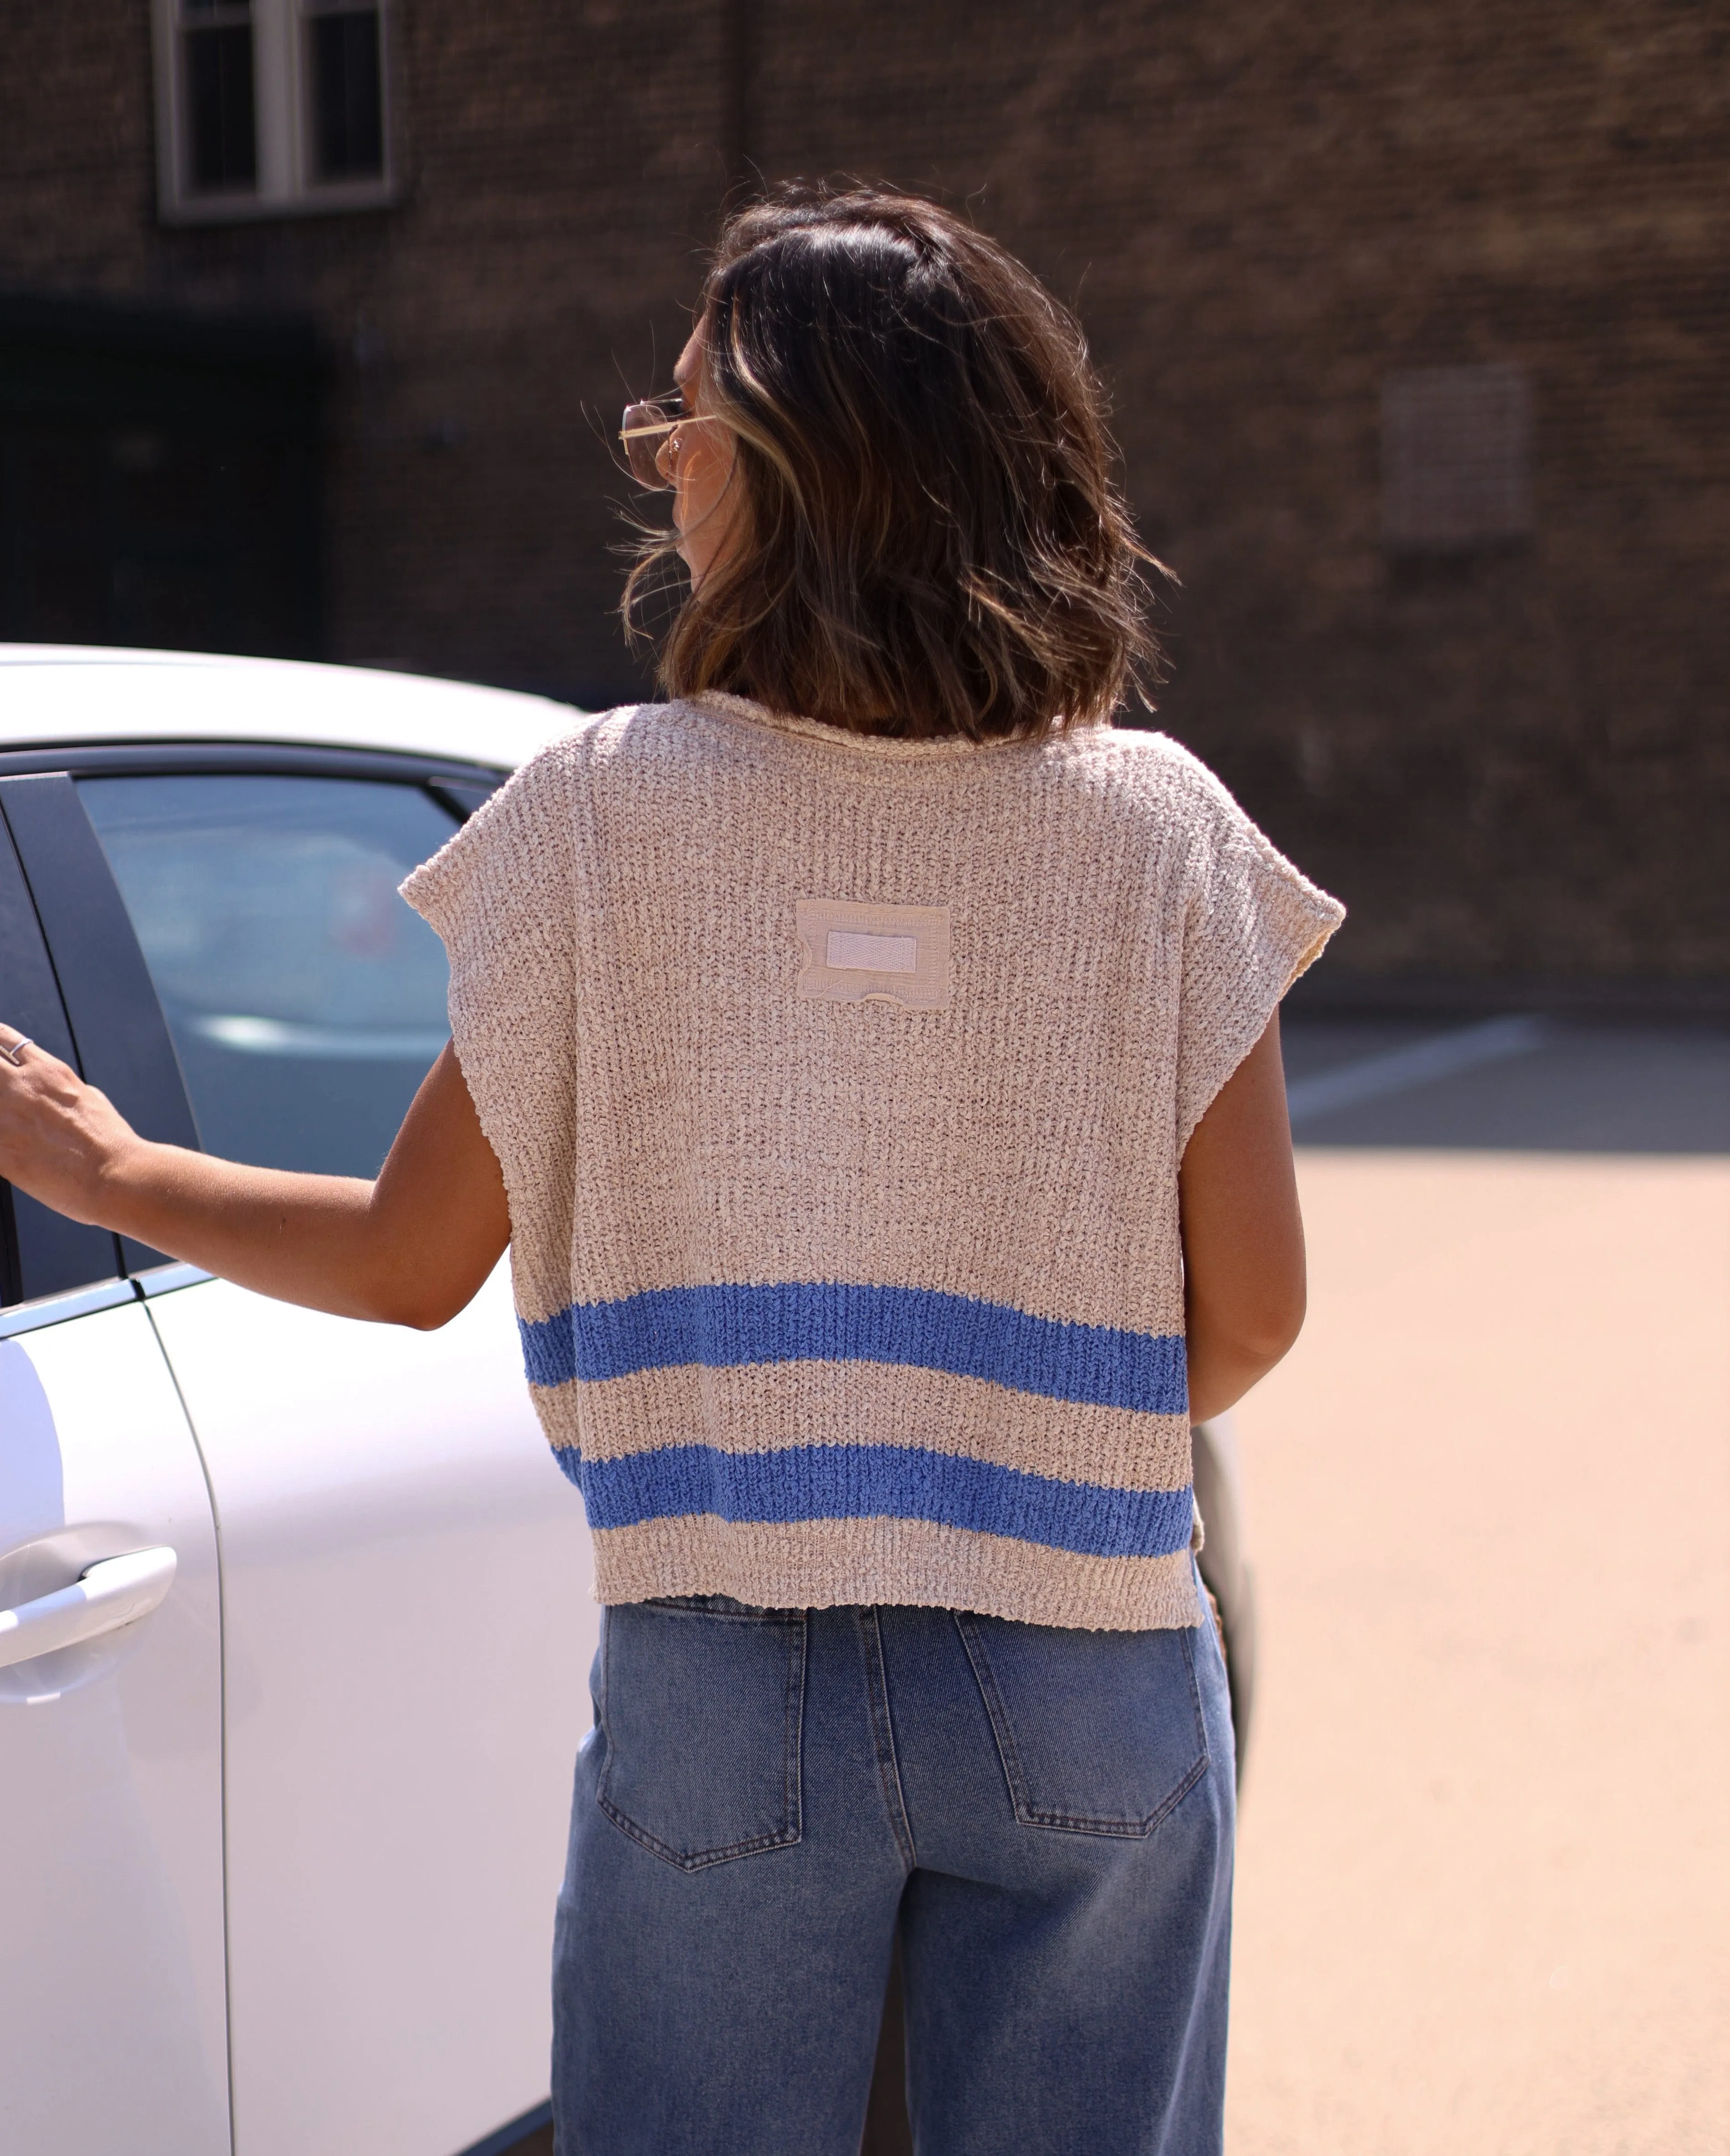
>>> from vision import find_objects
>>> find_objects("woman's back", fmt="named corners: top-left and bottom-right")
top-left (407, 689), bottom-right (1338, 1628)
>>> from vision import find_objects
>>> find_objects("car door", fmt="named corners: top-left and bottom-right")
top-left (55, 754), bottom-right (596, 2156)
top-left (0, 796), bottom-right (229, 2156)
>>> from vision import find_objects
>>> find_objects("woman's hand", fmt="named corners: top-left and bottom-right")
top-left (0, 1032), bottom-right (510, 1329)
top-left (0, 1033), bottom-right (142, 1227)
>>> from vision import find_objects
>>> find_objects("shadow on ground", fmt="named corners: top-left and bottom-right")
top-left (1281, 1018), bottom-right (1730, 1154)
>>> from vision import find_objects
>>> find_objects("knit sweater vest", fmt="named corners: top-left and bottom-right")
top-left (403, 693), bottom-right (1343, 1630)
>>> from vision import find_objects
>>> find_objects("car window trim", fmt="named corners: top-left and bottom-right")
top-left (136, 1261), bottom-right (216, 1299)
top-left (0, 741), bottom-right (510, 790)
top-left (0, 799), bottom-right (129, 1303)
top-left (0, 1275), bottom-right (140, 1340)
top-left (0, 1262), bottom-right (220, 1339)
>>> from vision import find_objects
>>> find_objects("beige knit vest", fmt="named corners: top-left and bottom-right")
top-left (404, 693), bottom-right (1342, 1629)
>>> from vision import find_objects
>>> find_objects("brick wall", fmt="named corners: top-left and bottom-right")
top-left (1, 0), bottom-right (1725, 987)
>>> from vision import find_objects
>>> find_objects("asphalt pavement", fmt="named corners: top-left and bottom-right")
top-left (1224, 1015), bottom-right (1729, 2155)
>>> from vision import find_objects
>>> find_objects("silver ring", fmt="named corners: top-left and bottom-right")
top-left (0, 1037), bottom-right (33, 1067)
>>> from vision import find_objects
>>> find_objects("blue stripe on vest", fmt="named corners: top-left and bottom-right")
top-left (519, 1281), bottom-right (1186, 1414)
top-left (552, 1441), bottom-right (1195, 1561)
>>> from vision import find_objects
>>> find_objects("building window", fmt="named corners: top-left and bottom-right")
top-left (153, 0), bottom-right (392, 221)
top-left (1382, 364), bottom-right (1534, 553)
top-left (308, 4), bottom-right (385, 180)
top-left (182, 0), bottom-right (259, 191)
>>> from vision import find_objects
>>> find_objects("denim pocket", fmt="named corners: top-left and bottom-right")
top-left (596, 1598), bottom-right (807, 1870)
top-left (955, 1612), bottom-right (1209, 1836)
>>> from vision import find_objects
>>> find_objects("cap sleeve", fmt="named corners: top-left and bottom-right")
top-left (400, 742), bottom-right (578, 1326)
top-left (1170, 752), bottom-right (1345, 1154)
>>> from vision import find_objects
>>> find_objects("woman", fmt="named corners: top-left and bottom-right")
top-left (0, 186), bottom-right (1340, 2154)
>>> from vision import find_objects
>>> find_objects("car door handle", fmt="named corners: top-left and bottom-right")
top-left (0, 1547), bottom-right (178, 1670)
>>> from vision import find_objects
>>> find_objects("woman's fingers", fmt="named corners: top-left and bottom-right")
top-left (0, 1027), bottom-right (77, 1107)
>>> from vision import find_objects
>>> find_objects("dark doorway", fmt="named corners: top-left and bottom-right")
top-left (0, 294), bottom-right (321, 658)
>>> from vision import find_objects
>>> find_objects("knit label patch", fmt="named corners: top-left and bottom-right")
top-left (826, 929), bottom-right (917, 973)
top-left (796, 899), bottom-right (952, 1007)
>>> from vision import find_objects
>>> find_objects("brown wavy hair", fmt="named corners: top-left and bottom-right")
top-left (622, 184), bottom-right (1165, 742)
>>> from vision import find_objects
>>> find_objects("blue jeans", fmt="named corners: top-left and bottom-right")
top-left (552, 1579), bottom-right (1234, 2155)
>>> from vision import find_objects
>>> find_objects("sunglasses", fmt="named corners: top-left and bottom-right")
top-left (620, 397), bottom-right (718, 489)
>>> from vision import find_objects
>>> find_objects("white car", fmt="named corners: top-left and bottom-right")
top-left (0, 647), bottom-right (1253, 2156)
top-left (0, 648), bottom-right (591, 2156)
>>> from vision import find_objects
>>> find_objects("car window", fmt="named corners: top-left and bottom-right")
top-left (79, 776), bottom-right (461, 1178)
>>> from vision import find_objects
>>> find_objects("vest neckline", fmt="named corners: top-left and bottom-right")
top-left (685, 689), bottom-right (1114, 762)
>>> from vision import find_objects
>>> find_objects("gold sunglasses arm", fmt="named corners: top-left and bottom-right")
top-left (619, 413), bottom-right (716, 441)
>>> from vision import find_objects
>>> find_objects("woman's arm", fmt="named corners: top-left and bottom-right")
top-left (0, 1035), bottom-right (509, 1329)
top-left (1178, 1011), bottom-right (1307, 1423)
top-left (0, 1006), bottom-right (1302, 1373)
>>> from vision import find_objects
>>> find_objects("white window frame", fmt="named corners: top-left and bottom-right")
top-left (152, 0), bottom-right (396, 224)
